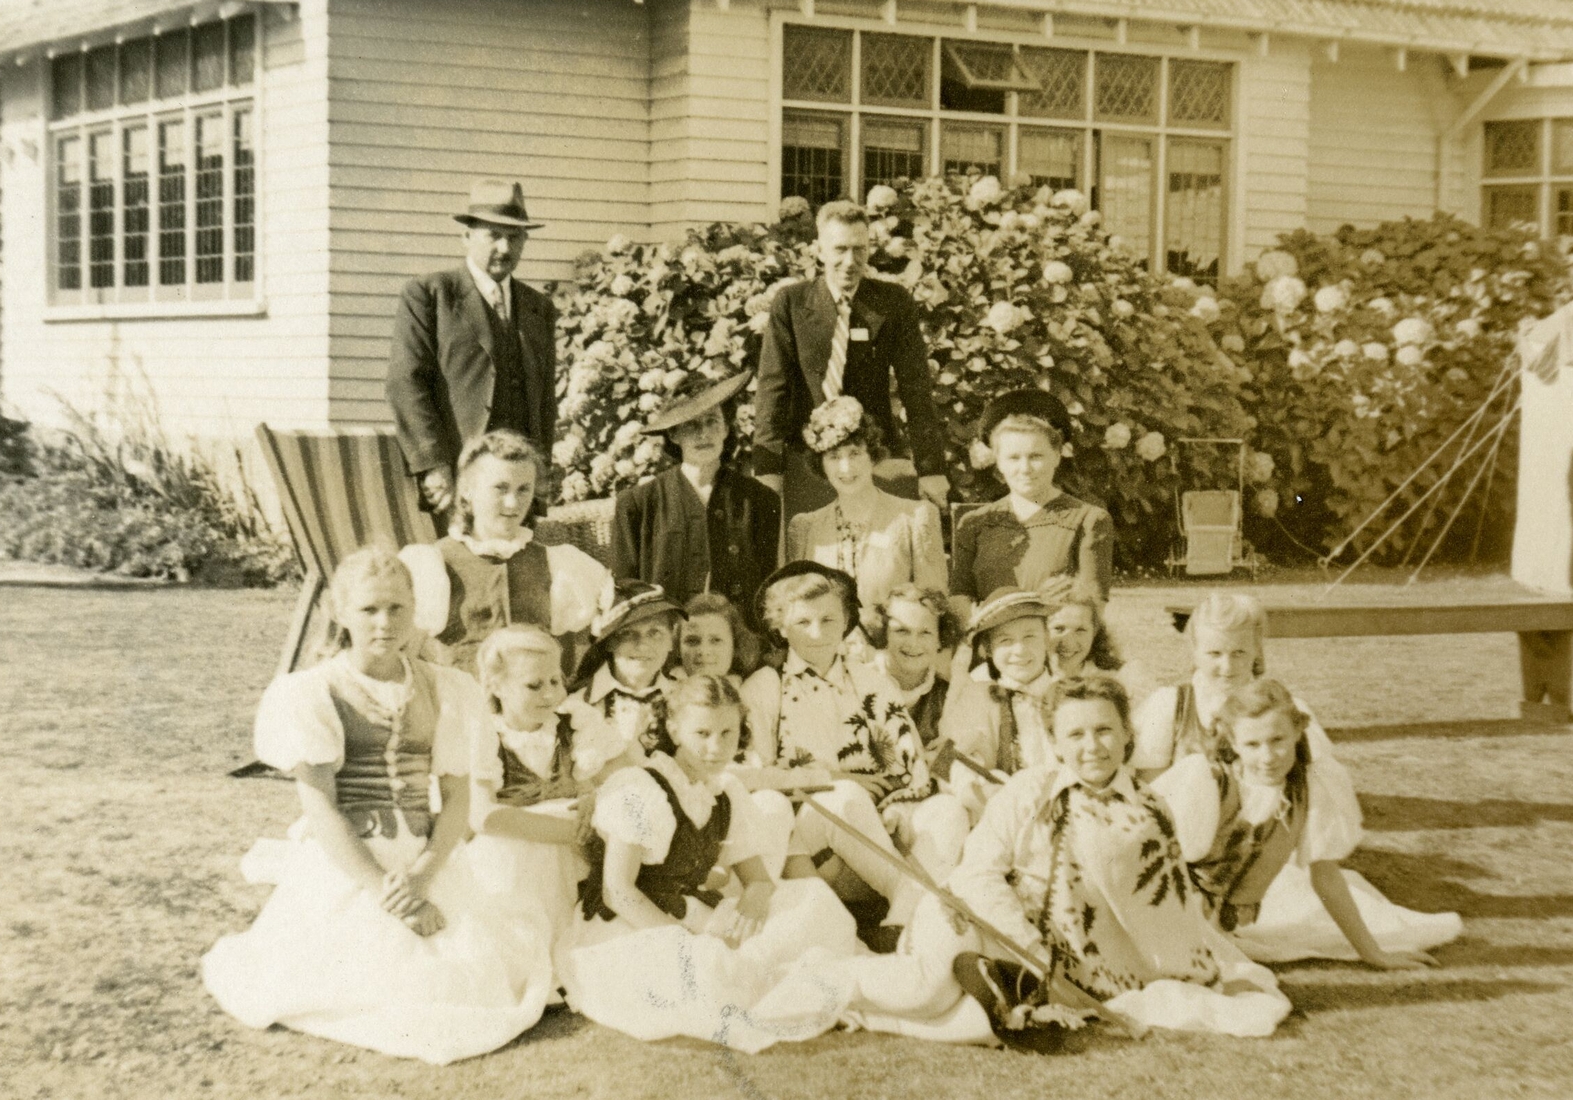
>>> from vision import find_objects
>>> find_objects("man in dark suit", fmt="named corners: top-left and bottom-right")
top-left (386, 179), bottom-right (557, 514)
top-left (754, 201), bottom-right (949, 521)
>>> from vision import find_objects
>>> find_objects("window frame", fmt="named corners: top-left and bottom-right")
top-left (43, 14), bottom-right (265, 322)
top-left (1480, 116), bottom-right (1573, 238)
top-left (770, 14), bottom-right (1239, 276)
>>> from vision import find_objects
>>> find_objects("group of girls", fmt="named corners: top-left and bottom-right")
top-left (201, 375), bottom-right (1461, 1064)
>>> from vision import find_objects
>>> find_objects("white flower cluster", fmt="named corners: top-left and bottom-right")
top-left (801, 395), bottom-right (869, 454)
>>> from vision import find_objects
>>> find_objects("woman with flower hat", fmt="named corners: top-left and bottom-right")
top-left (612, 372), bottom-right (780, 627)
top-left (787, 396), bottom-right (947, 642)
top-left (950, 389), bottom-right (1113, 623)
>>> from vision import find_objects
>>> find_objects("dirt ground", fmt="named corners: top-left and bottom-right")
top-left (2, 576), bottom-right (1571, 1100)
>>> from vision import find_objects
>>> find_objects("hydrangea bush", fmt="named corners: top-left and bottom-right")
top-left (553, 177), bottom-right (1252, 569)
top-left (1202, 214), bottom-right (1570, 563)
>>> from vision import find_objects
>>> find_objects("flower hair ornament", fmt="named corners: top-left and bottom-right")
top-left (802, 395), bottom-right (869, 454)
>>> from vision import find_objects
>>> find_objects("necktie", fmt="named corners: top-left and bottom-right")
top-left (823, 298), bottom-right (852, 399)
top-left (486, 280), bottom-right (508, 322)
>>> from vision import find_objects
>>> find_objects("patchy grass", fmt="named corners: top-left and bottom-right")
top-left (2, 578), bottom-right (1571, 1100)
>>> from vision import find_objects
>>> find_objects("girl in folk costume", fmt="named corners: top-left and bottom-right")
top-left (466, 625), bottom-right (585, 947)
top-left (787, 397), bottom-right (946, 656)
top-left (400, 430), bottom-right (610, 677)
top-left (948, 676), bottom-right (1291, 1045)
top-left (950, 388), bottom-right (1113, 624)
top-left (559, 580), bottom-right (686, 785)
top-left (202, 547), bottom-right (554, 1065)
top-left (678, 591), bottom-right (763, 687)
top-left (740, 562), bottom-right (970, 946)
top-left (1155, 680), bottom-right (1461, 966)
top-left (557, 675), bottom-right (861, 1053)
top-left (612, 372), bottom-right (780, 629)
top-left (863, 584), bottom-right (962, 761)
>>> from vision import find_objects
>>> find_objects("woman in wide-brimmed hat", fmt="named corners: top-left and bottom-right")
top-left (950, 388), bottom-right (1114, 623)
top-left (611, 371), bottom-right (780, 629)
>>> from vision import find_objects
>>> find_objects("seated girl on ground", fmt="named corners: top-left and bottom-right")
top-left (948, 675), bottom-right (1291, 1047)
top-left (557, 674), bottom-right (860, 1053)
top-left (466, 624), bottom-right (585, 948)
top-left (1154, 679), bottom-right (1460, 967)
top-left (401, 429), bottom-right (610, 678)
top-left (741, 562), bottom-right (970, 948)
top-left (559, 580), bottom-right (685, 785)
top-left (202, 546), bottom-right (553, 1065)
top-left (862, 584), bottom-right (962, 762)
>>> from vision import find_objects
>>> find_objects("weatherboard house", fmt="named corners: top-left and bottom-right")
top-left (2, 0), bottom-right (1573, 441)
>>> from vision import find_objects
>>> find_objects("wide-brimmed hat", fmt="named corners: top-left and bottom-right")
top-left (643, 372), bottom-right (752, 435)
top-left (590, 580), bottom-right (686, 643)
top-left (755, 560), bottom-right (860, 646)
top-left (977, 388), bottom-right (1073, 444)
top-left (966, 580), bottom-right (1075, 639)
top-left (454, 179), bottom-right (545, 230)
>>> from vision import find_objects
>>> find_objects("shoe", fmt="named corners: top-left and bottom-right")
top-left (952, 952), bottom-right (1068, 1055)
top-left (861, 924), bottom-right (904, 954)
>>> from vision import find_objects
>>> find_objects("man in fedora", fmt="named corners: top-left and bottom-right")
top-left (754, 200), bottom-right (949, 522)
top-left (387, 179), bottom-right (557, 515)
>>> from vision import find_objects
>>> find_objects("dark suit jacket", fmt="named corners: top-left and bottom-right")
top-left (611, 465), bottom-right (780, 624)
top-left (753, 276), bottom-right (945, 478)
top-left (386, 267), bottom-right (557, 474)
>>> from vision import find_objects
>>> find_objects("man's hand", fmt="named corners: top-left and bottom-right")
top-left (757, 473), bottom-right (784, 496)
top-left (918, 474), bottom-right (950, 510)
top-left (419, 465), bottom-right (456, 514)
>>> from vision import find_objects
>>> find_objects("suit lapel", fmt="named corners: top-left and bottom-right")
top-left (457, 272), bottom-right (496, 365)
top-left (847, 280), bottom-right (887, 380)
top-left (798, 278), bottom-right (838, 398)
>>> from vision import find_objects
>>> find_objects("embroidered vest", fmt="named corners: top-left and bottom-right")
top-left (579, 767), bottom-right (732, 922)
top-left (1189, 761), bottom-right (1309, 930)
top-left (1171, 683), bottom-right (1219, 762)
top-left (329, 662), bottom-right (439, 839)
top-left (436, 537), bottom-right (553, 674)
top-left (495, 713), bottom-right (579, 807)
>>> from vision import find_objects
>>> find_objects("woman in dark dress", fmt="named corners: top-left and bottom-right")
top-left (612, 372), bottom-right (780, 627)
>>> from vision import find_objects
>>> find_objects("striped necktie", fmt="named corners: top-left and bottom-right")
top-left (823, 297), bottom-right (852, 400)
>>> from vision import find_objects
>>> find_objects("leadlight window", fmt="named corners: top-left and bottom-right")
top-left (777, 23), bottom-right (1235, 274)
top-left (48, 13), bottom-right (258, 306)
top-left (1481, 117), bottom-right (1573, 237)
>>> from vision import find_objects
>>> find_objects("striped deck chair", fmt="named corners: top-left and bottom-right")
top-left (256, 424), bottom-right (437, 680)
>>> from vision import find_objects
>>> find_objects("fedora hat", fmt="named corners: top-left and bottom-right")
top-left (643, 372), bottom-right (753, 435)
top-left (455, 179), bottom-right (545, 230)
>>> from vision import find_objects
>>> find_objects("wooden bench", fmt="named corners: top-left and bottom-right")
top-left (1167, 591), bottom-right (1573, 723)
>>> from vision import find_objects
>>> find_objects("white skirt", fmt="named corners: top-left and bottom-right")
top-left (202, 825), bottom-right (555, 1065)
top-left (556, 877), bottom-right (861, 1053)
top-left (1233, 864), bottom-right (1463, 964)
top-left (466, 832), bottom-right (585, 950)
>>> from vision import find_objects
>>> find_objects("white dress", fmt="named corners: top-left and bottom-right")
top-left (556, 753), bottom-right (863, 1053)
top-left (201, 656), bottom-right (556, 1065)
top-left (1138, 678), bottom-right (1462, 963)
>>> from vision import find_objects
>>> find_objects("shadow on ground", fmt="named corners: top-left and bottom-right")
top-left (1347, 848), bottom-right (1573, 919)
top-left (1358, 793), bottom-right (1573, 831)
top-left (1328, 719), bottom-right (1573, 743)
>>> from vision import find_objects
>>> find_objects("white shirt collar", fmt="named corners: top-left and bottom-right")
top-left (874, 652), bottom-right (935, 709)
top-left (784, 648), bottom-right (849, 685)
top-left (466, 258), bottom-right (512, 320)
top-left (970, 664), bottom-right (1053, 697)
top-left (645, 750), bottom-right (727, 827)
top-left (496, 714), bottom-right (560, 775)
top-left (456, 527), bottom-right (534, 560)
top-left (1189, 671), bottom-right (1234, 724)
top-left (1046, 763), bottom-right (1141, 804)
top-left (587, 662), bottom-right (671, 706)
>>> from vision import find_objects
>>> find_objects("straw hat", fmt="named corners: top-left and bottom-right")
top-left (642, 372), bottom-right (752, 435)
top-left (965, 577), bottom-right (1076, 638)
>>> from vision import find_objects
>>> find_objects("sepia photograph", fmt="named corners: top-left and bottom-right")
top-left (1, 0), bottom-right (1571, 1096)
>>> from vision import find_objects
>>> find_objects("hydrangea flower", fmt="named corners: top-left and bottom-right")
top-left (1189, 296), bottom-right (1221, 323)
top-left (1333, 339), bottom-right (1360, 359)
top-left (1135, 431), bottom-right (1167, 462)
top-left (1103, 422), bottom-right (1132, 449)
top-left (866, 184), bottom-right (899, 211)
top-left (1368, 296), bottom-right (1394, 315)
top-left (969, 439), bottom-right (995, 469)
top-left (1313, 284), bottom-right (1348, 313)
top-left (778, 196), bottom-right (810, 219)
top-left (610, 273), bottom-right (635, 297)
top-left (1112, 299), bottom-right (1135, 318)
top-left (1362, 342), bottom-right (1390, 362)
top-left (1456, 318), bottom-right (1482, 338)
top-left (1260, 275), bottom-right (1307, 313)
top-left (1391, 317), bottom-right (1432, 346)
top-left (984, 300), bottom-right (1025, 334)
top-left (1221, 333), bottom-right (1245, 353)
top-left (1360, 248), bottom-right (1386, 266)
top-left (1247, 450), bottom-right (1275, 483)
top-left (1050, 189), bottom-right (1087, 213)
top-left (1255, 250), bottom-right (1299, 280)
top-left (606, 234), bottom-right (632, 254)
top-left (552, 435), bottom-right (583, 466)
top-left (1043, 260), bottom-right (1074, 284)
top-left (1395, 345), bottom-right (1425, 366)
top-left (1253, 488), bottom-right (1280, 518)
top-left (968, 176), bottom-right (1002, 206)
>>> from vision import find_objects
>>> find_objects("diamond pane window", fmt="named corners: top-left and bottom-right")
top-left (941, 123), bottom-right (1003, 177)
top-left (1019, 48), bottom-right (1086, 120)
top-left (229, 14), bottom-right (256, 86)
top-left (52, 54), bottom-right (83, 121)
top-left (1168, 60), bottom-right (1230, 128)
top-left (783, 26), bottom-right (851, 104)
top-left (1484, 120), bottom-right (1539, 176)
top-left (862, 34), bottom-right (930, 109)
top-left (1099, 133), bottom-right (1153, 265)
top-left (86, 46), bottom-right (117, 112)
top-left (1094, 53), bottom-right (1158, 124)
top-left (1552, 120), bottom-right (1573, 173)
top-left (1483, 185), bottom-right (1538, 229)
top-left (120, 38), bottom-right (152, 105)
top-left (1166, 138), bottom-right (1225, 279)
top-left (862, 117), bottom-right (927, 190)
top-left (157, 30), bottom-right (190, 98)
top-left (56, 136), bottom-right (84, 290)
top-left (1019, 128), bottom-right (1081, 190)
top-left (941, 42), bottom-right (1031, 114)
top-left (124, 126), bottom-right (151, 288)
top-left (193, 22), bottom-right (227, 93)
top-left (781, 111), bottom-right (847, 206)
top-left (89, 131), bottom-right (116, 288)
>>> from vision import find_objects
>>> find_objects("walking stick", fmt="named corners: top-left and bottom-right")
top-left (941, 742), bottom-right (1009, 786)
top-left (800, 798), bottom-right (1147, 1040)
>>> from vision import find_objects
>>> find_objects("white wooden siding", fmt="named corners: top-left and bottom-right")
top-left (1238, 41), bottom-right (1312, 262)
top-left (0, 2), bottom-right (333, 440)
top-left (1306, 47), bottom-right (1458, 233)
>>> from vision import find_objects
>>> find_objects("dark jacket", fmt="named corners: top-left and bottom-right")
top-left (612, 465), bottom-right (780, 623)
top-left (386, 266), bottom-right (557, 474)
top-left (754, 276), bottom-right (946, 478)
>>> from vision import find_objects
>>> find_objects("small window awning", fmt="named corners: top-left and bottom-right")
top-left (0, 0), bottom-right (296, 62)
top-left (943, 40), bottom-right (1041, 91)
top-left (1003, 0), bottom-right (1573, 62)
